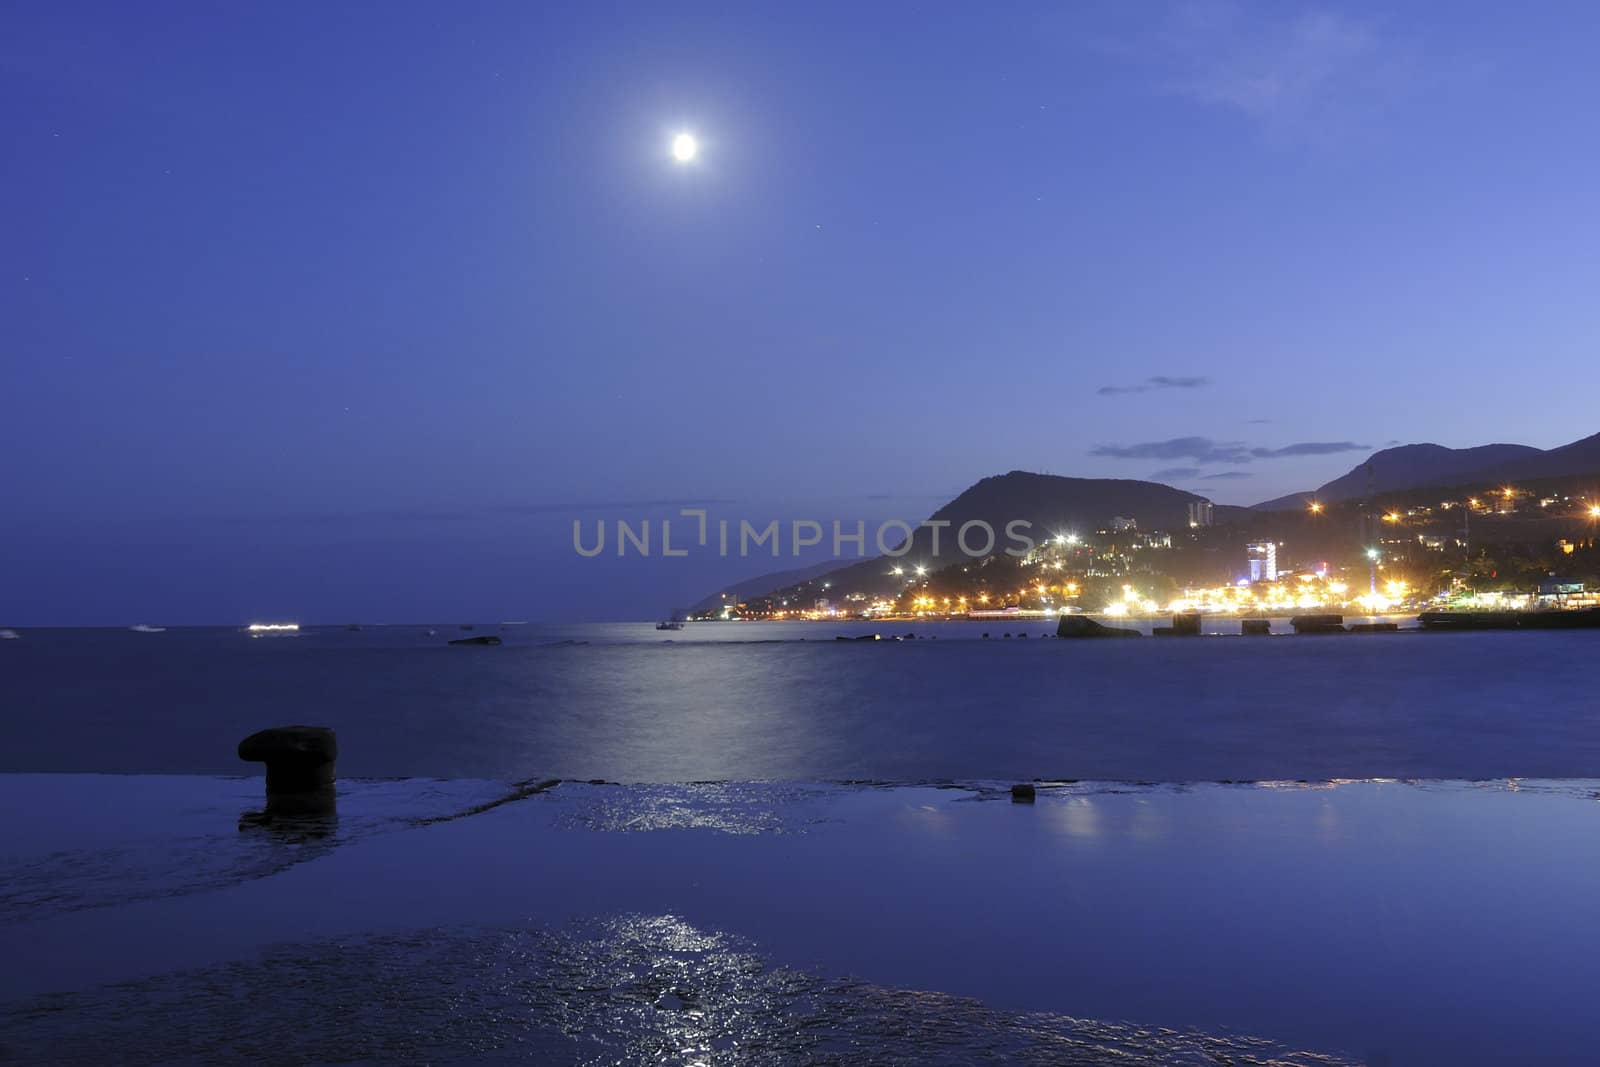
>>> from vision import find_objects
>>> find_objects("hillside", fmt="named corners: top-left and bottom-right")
top-left (753, 471), bottom-right (1223, 603)
top-left (1313, 443), bottom-right (1542, 503)
top-left (1255, 434), bottom-right (1599, 509)
top-left (690, 558), bottom-right (845, 614)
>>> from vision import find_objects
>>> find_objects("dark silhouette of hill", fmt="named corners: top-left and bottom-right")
top-left (751, 471), bottom-right (1231, 602)
top-left (690, 557), bottom-right (845, 614)
top-left (1252, 435), bottom-right (1600, 509)
top-left (1497, 430), bottom-right (1600, 482)
top-left (1312, 443), bottom-right (1541, 502)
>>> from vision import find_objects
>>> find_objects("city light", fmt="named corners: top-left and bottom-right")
top-left (1309, 502), bottom-right (1323, 514)
top-left (1590, 505), bottom-right (1600, 518)
top-left (1355, 592), bottom-right (1393, 614)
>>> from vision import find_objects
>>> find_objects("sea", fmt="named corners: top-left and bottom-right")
top-left (2, 618), bottom-right (1596, 780)
top-left (3, 620), bottom-right (1599, 1065)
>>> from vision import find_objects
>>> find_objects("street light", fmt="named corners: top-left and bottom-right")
top-left (1309, 501), bottom-right (1323, 514)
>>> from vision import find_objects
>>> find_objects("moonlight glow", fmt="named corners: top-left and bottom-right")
top-left (671, 132), bottom-right (698, 163)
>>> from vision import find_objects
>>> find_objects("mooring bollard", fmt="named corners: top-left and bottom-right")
top-left (238, 725), bottom-right (337, 815)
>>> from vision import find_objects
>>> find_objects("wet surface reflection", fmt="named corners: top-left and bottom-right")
top-left (0, 914), bottom-right (1359, 1066)
top-left (0, 776), bottom-right (514, 924)
top-left (5, 775), bottom-right (1599, 1064)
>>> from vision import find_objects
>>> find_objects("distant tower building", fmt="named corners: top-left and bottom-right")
top-left (1112, 516), bottom-right (1137, 532)
top-left (1188, 501), bottom-right (1214, 528)
top-left (1247, 542), bottom-right (1278, 583)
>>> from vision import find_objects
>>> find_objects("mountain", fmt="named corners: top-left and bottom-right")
top-left (690, 558), bottom-right (846, 614)
top-left (751, 471), bottom-right (1233, 602)
top-left (1314, 443), bottom-right (1542, 503)
top-left (1499, 430), bottom-right (1600, 482)
top-left (1252, 432), bottom-right (1600, 510)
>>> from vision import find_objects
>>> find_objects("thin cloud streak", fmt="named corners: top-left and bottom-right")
top-left (1098, 375), bottom-right (1212, 396)
top-left (1094, 436), bottom-right (1369, 464)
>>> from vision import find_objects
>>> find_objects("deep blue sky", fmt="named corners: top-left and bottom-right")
top-left (5, 1), bottom-right (1599, 622)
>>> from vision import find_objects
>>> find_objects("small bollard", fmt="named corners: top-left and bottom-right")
top-left (238, 725), bottom-right (337, 815)
top-left (1011, 783), bottom-right (1036, 803)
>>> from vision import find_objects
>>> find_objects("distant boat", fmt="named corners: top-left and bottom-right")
top-left (129, 624), bottom-right (166, 633)
top-left (656, 620), bottom-right (685, 631)
top-left (246, 622), bottom-right (300, 637)
top-left (0, 629), bottom-right (18, 640)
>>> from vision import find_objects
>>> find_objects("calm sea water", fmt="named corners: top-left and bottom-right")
top-left (3, 620), bottom-right (1596, 780)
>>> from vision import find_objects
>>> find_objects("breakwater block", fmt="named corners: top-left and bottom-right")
top-left (1011, 783), bottom-right (1036, 803)
top-left (1172, 612), bottom-right (1202, 636)
top-left (449, 634), bottom-right (502, 646)
top-left (1057, 615), bottom-right (1142, 638)
top-left (1241, 619), bottom-right (1271, 635)
top-left (1349, 622), bottom-right (1399, 633)
top-left (1152, 626), bottom-right (1175, 636)
top-left (238, 726), bottom-right (336, 814)
top-left (1290, 614), bottom-right (1346, 634)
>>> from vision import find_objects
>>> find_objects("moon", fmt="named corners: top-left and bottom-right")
top-left (671, 132), bottom-right (698, 163)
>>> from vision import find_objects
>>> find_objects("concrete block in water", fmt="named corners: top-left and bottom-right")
top-left (1172, 612), bottom-right (1202, 636)
top-left (1241, 619), bottom-right (1271, 636)
top-left (1056, 615), bottom-right (1142, 639)
top-left (1011, 783), bottom-right (1036, 803)
top-left (1290, 614), bottom-right (1346, 634)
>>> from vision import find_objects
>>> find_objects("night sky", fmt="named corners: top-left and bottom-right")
top-left (5, 1), bottom-right (1599, 623)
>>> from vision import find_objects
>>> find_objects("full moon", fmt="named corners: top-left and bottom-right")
top-left (671, 132), bottom-right (698, 163)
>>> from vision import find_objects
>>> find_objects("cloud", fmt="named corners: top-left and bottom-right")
top-left (1150, 467), bottom-right (1204, 481)
top-left (1147, 2), bottom-right (1414, 142)
top-left (1093, 436), bottom-right (1368, 464)
top-left (497, 497), bottom-right (740, 515)
top-left (1201, 470), bottom-right (1253, 480)
top-left (1261, 441), bottom-right (1370, 458)
top-left (1247, 418), bottom-right (1274, 425)
top-left (1095, 437), bottom-right (1253, 463)
top-left (1098, 375), bottom-right (1212, 396)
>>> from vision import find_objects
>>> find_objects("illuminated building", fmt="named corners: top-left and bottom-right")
top-left (1246, 542), bottom-right (1278, 583)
